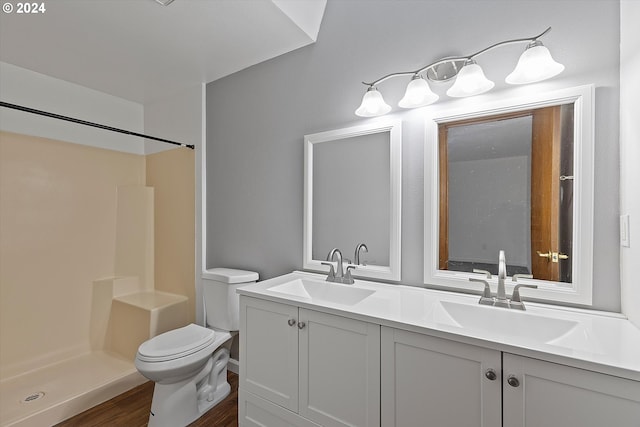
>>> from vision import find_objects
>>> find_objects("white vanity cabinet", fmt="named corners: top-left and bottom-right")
top-left (238, 273), bottom-right (640, 427)
top-left (239, 296), bottom-right (381, 427)
top-left (381, 326), bottom-right (640, 427)
top-left (381, 327), bottom-right (502, 427)
top-left (502, 353), bottom-right (640, 426)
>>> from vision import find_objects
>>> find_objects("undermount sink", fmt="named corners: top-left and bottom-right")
top-left (434, 300), bottom-right (579, 343)
top-left (267, 279), bottom-right (375, 306)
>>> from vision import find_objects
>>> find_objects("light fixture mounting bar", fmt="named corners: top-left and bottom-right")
top-left (362, 27), bottom-right (553, 86)
top-left (466, 26), bottom-right (552, 60)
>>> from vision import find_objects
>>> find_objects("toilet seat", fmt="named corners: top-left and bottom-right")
top-left (137, 324), bottom-right (216, 363)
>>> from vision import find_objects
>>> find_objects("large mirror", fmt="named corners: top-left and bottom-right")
top-left (425, 85), bottom-right (594, 305)
top-left (304, 120), bottom-right (402, 281)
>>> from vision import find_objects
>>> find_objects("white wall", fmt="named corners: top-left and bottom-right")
top-left (0, 62), bottom-right (144, 154)
top-left (620, 1), bottom-right (640, 327)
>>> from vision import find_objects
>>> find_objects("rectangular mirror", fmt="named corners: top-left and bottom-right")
top-left (304, 120), bottom-right (402, 281)
top-left (425, 85), bottom-right (594, 305)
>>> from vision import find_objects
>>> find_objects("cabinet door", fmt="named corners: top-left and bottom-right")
top-left (298, 309), bottom-right (380, 427)
top-left (240, 297), bottom-right (299, 412)
top-left (503, 353), bottom-right (640, 427)
top-left (381, 327), bottom-right (501, 427)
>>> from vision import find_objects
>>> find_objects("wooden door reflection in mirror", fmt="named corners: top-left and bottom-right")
top-left (439, 104), bottom-right (574, 283)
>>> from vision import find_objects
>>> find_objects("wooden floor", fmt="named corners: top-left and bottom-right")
top-left (55, 371), bottom-right (239, 427)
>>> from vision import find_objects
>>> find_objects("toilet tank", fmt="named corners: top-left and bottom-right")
top-left (203, 268), bottom-right (258, 331)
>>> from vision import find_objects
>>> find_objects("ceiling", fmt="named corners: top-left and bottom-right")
top-left (448, 115), bottom-right (533, 162)
top-left (0, 0), bottom-right (326, 104)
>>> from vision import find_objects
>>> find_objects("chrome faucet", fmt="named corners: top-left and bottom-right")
top-left (328, 248), bottom-right (343, 278)
top-left (321, 248), bottom-right (356, 284)
top-left (354, 243), bottom-right (368, 265)
top-left (468, 250), bottom-right (538, 310)
top-left (494, 250), bottom-right (509, 307)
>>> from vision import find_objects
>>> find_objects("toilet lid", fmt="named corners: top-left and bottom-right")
top-left (137, 324), bottom-right (216, 362)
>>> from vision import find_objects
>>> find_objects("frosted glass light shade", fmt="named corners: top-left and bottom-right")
top-left (398, 76), bottom-right (439, 108)
top-left (506, 42), bottom-right (565, 84)
top-left (355, 87), bottom-right (392, 117)
top-left (446, 61), bottom-right (494, 98)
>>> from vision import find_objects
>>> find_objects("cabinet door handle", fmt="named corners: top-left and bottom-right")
top-left (287, 318), bottom-right (296, 327)
top-left (507, 375), bottom-right (520, 387)
top-left (485, 369), bottom-right (497, 381)
top-left (297, 321), bottom-right (306, 329)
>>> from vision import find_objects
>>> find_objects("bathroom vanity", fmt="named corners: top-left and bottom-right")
top-left (238, 271), bottom-right (640, 427)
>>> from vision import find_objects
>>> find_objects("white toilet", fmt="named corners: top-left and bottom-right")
top-left (135, 268), bottom-right (258, 427)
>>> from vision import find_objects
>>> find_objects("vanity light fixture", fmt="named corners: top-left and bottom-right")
top-left (446, 59), bottom-right (495, 98)
top-left (398, 75), bottom-right (439, 108)
top-left (354, 86), bottom-right (392, 117)
top-left (505, 40), bottom-right (565, 84)
top-left (355, 27), bottom-right (564, 117)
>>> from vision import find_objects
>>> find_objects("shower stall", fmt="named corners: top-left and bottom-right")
top-left (0, 128), bottom-right (194, 426)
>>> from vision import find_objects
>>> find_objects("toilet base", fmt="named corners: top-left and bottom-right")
top-left (147, 347), bottom-right (230, 427)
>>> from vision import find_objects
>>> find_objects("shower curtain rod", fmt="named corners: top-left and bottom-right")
top-left (0, 101), bottom-right (195, 150)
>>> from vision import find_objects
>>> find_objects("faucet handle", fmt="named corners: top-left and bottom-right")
top-left (343, 265), bottom-right (357, 284)
top-left (512, 274), bottom-right (533, 282)
top-left (473, 269), bottom-right (492, 279)
top-left (512, 284), bottom-right (538, 303)
top-left (469, 277), bottom-right (492, 298)
top-left (320, 262), bottom-right (336, 279)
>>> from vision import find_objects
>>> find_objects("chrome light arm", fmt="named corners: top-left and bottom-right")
top-left (362, 27), bottom-right (553, 87)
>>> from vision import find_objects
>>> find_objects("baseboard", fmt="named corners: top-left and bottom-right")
top-left (228, 357), bottom-right (239, 374)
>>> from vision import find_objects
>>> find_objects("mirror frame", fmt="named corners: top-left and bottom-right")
top-left (424, 85), bottom-right (594, 305)
top-left (303, 120), bottom-right (402, 281)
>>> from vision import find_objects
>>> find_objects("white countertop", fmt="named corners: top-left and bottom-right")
top-left (238, 271), bottom-right (640, 381)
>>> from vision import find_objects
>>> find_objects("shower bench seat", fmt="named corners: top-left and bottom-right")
top-left (91, 277), bottom-right (190, 361)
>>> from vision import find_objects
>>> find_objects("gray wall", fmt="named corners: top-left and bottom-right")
top-left (206, 0), bottom-right (620, 311)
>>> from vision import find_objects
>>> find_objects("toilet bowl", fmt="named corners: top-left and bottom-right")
top-left (135, 324), bottom-right (232, 426)
top-left (134, 268), bottom-right (258, 427)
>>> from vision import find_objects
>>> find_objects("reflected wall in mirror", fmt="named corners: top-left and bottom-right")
top-left (425, 85), bottom-right (594, 305)
top-left (313, 132), bottom-right (390, 265)
top-left (440, 104), bottom-right (574, 283)
top-left (304, 120), bottom-right (402, 281)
